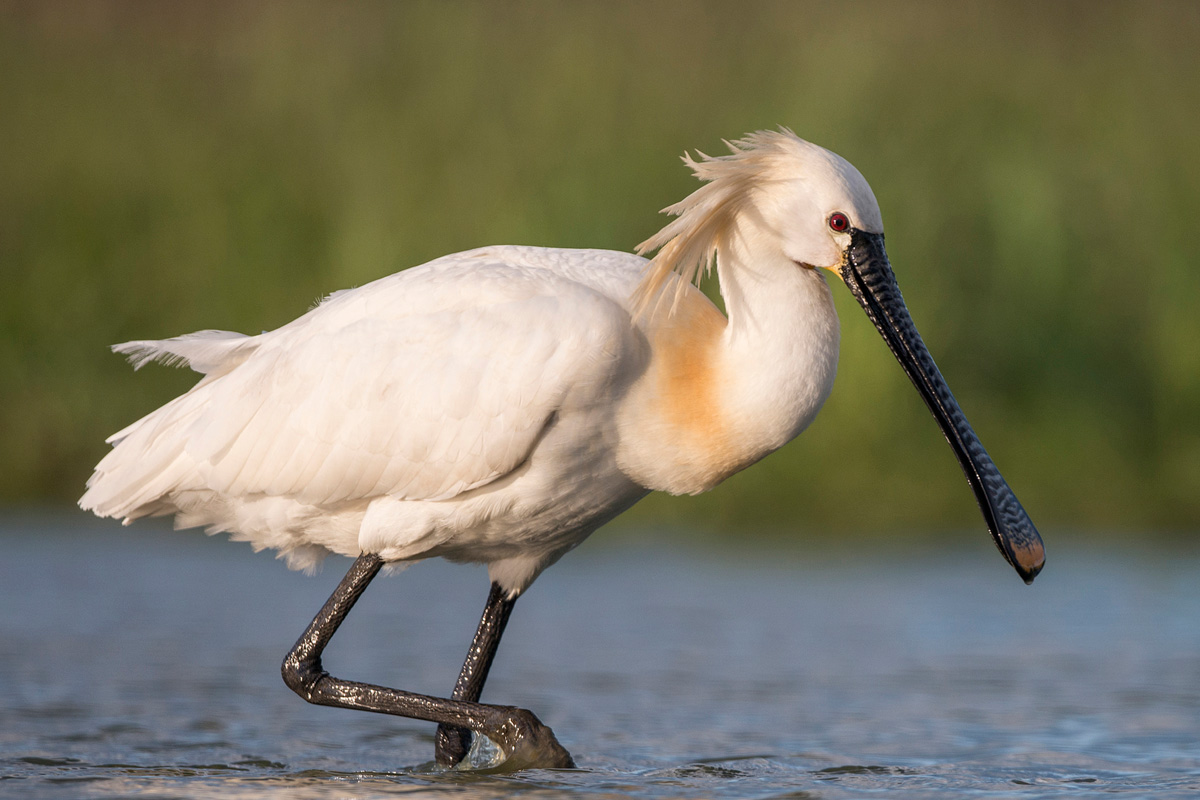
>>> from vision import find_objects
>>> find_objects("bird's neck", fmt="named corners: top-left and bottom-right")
top-left (717, 216), bottom-right (841, 453)
top-left (617, 216), bottom-right (840, 495)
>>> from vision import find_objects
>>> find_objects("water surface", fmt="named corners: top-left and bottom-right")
top-left (2, 517), bottom-right (1198, 798)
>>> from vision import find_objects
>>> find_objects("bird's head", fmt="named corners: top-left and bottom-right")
top-left (745, 133), bottom-right (885, 272)
top-left (635, 129), bottom-right (1045, 584)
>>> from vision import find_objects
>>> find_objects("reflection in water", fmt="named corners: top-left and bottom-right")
top-left (1, 516), bottom-right (1199, 797)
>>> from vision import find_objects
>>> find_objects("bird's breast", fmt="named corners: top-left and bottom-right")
top-left (615, 270), bottom-right (841, 497)
top-left (615, 293), bottom-right (753, 495)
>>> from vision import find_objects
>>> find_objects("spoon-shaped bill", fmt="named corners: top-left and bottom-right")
top-left (839, 230), bottom-right (1045, 584)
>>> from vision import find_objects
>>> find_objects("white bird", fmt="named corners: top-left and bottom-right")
top-left (81, 129), bottom-right (1044, 770)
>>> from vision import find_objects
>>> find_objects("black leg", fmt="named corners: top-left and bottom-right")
top-left (435, 582), bottom-right (517, 766)
top-left (281, 554), bottom-right (574, 770)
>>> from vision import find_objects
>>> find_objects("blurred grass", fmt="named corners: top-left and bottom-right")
top-left (2, 1), bottom-right (1198, 539)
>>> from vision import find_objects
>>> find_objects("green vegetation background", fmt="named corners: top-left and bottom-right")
top-left (2, 2), bottom-right (1197, 543)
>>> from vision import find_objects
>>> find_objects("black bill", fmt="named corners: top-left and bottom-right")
top-left (839, 229), bottom-right (1045, 584)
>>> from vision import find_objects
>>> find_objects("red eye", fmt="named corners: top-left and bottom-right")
top-left (828, 212), bottom-right (850, 232)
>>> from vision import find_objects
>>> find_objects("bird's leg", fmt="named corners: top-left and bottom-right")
top-left (281, 554), bottom-right (574, 770)
top-left (435, 582), bottom-right (517, 766)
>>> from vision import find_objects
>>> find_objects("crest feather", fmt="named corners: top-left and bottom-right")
top-left (631, 128), bottom-right (804, 319)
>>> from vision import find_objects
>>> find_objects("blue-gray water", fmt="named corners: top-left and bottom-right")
top-left (2, 517), bottom-right (1198, 798)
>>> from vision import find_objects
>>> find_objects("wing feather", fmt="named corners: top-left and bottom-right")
top-left (81, 250), bottom-right (642, 523)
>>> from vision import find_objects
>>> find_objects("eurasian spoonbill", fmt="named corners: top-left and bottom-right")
top-left (81, 129), bottom-right (1045, 770)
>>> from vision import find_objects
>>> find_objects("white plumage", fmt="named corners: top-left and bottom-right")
top-left (81, 129), bottom-right (1048, 770)
top-left (80, 130), bottom-right (934, 595)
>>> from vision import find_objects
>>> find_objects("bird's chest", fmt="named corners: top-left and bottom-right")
top-left (614, 352), bottom-right (757, 496)
top-left (614, 297), bottom-right (840, 497)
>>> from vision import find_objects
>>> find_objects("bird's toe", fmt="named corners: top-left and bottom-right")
top-left (480, 706), bottom-right (575, 770)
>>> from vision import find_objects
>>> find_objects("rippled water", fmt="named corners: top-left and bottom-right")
top-left (2, 516), bottom-right (1198, 798)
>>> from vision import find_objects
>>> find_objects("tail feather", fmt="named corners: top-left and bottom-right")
top-left (81, 325), bottom-right (363, 571)
top-left (114, 330), bottom-right (257, 374)
top-left (83, 329), bottom-right (261, 518)
top-left (80, 380), bottom-right (212, 521)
